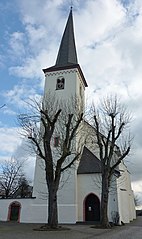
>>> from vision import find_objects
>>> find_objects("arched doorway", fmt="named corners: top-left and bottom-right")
top-left (84, 193), bottom-right (100, 222)
top-left (8, 201), bottom-right (21, 222)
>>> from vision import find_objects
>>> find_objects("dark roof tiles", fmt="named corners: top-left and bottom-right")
top-left (55, 9), bottom-right (78, 67)
top-left (43, 9), bottom-right (88, 88)
top-left (77, 147), bottom-right (102, 174)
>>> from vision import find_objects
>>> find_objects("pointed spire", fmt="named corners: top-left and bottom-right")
top-left (55, 8), bottom-right (78, 67)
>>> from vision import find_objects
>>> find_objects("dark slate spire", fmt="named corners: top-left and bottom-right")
top-left (55, 8), bottom-right (78, 67)
top-left (43, 8), bottom-right (88, 87)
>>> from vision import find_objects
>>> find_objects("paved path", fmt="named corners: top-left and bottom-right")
top-left (0, 217), bottom-right (142, 239)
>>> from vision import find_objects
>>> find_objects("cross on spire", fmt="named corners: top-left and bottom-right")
top-left (70, 0), bottom-right (73, 10)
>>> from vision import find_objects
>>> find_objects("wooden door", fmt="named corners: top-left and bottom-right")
top-left (85, 193), bottom-right (100, 221)
top-left (10, 203), bottom-right (20, 221)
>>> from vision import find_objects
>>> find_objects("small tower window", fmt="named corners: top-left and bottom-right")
top-left (54, 136), bottom-right (60, 147)
top-left (80, 85), bottom-right (82, 97)
top-left (56, 77), bottom-right (65, 90)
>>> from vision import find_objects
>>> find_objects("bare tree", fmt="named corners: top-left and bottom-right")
top-left (0, 157), bottom-right (27, 198)
top-left (90, 95), bottom-right (132, 228)
top-left (16, 176), bottom-right (32, 198)
top-left (18, 95), bottom-right (84, 228)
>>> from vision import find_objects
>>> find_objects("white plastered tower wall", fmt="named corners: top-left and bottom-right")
top-left (32, 66), bottom-right (86, 223)
top-left (43, 69), bottom-right (85, 108)
top-left (32, 8), bottom-right (88, 223)
top-left (32, 67), bottom-right (85, 194)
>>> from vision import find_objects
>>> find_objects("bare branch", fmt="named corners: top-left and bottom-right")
top-left (18, 95), bottom-right (84, 228)
top-left (110, 146), bottom-right (130, 173)
top-left (61, 153), bottom-right (81, 172)
top-left (0, 104), bottom-right (6, 109)
top-left (28, 136), bottom-right (45, 160)
top-left (89, 94), bottom-right (132, 228)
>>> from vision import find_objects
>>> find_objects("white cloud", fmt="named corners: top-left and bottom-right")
top-left (14, 139), bottom-right (36, 180)
top-left (3, 84), bottom-right (40, 108)
top-left (18, 0), bottom-right (65, 27)
top-left (9, 31), bottom-right (26, 58)
top-left (0, 128), bottom-right (36, 181)
top-left (76, 0), bottom-right (126, 46)
top-left (132, 181), bottom-right (142, 193)
top-left (2, 107), bottom-right (17, 116)
top-left (9, 50), bottom-right (49, 83)
top-left (25, 25), bottom-right (48, 51)
top-left (0, 127), bottom-right (21, 156)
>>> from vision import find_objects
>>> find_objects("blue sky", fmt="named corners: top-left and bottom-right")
top-left (0, 0), bottom-right (142, 203)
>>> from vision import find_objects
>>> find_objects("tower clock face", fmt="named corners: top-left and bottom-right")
top-left (56, 76), bottom-right (65, 90)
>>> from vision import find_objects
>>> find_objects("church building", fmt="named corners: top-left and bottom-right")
top-left (0, 9), bottom-right (136, 224)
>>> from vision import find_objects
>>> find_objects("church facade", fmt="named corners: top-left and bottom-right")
top-left (0, 9), bottom-right (136, 224)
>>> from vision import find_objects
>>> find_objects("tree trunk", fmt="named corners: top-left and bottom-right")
top-left (48, 185), bottom-right (58, 228)
top-left (5, 189), bottom-right (9, 198)
top-left (100, 170), bottom-right (110, 228)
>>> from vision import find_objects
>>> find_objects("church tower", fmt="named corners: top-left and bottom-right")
top-left (43, 8), bottom-right (88, 109)
top-left (32, 8), bottom-right (88, 223)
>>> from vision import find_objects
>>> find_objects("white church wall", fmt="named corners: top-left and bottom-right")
top-left (0, 196), bottom-right (78, 223)
top-left (117, 162), bottom-right (136, 223)
top-left (20, 199), bottom-right (47, 223)
top-left (124, 170), bottom-right (136, 221)
top-left (58, 204), bottom-right (77, 223)
top-left (54, 168), bottom-right (77, 223)
top-left (55, 166), bottom-right (79, 223)
top-left (118, 189), bottom-right (130, 223)
top-left (0, 198), bottom-right (48, 223)
top-left (0, 199), bottom-right (10, 221)
top-left (130, 191), bottom-right (136, 220)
